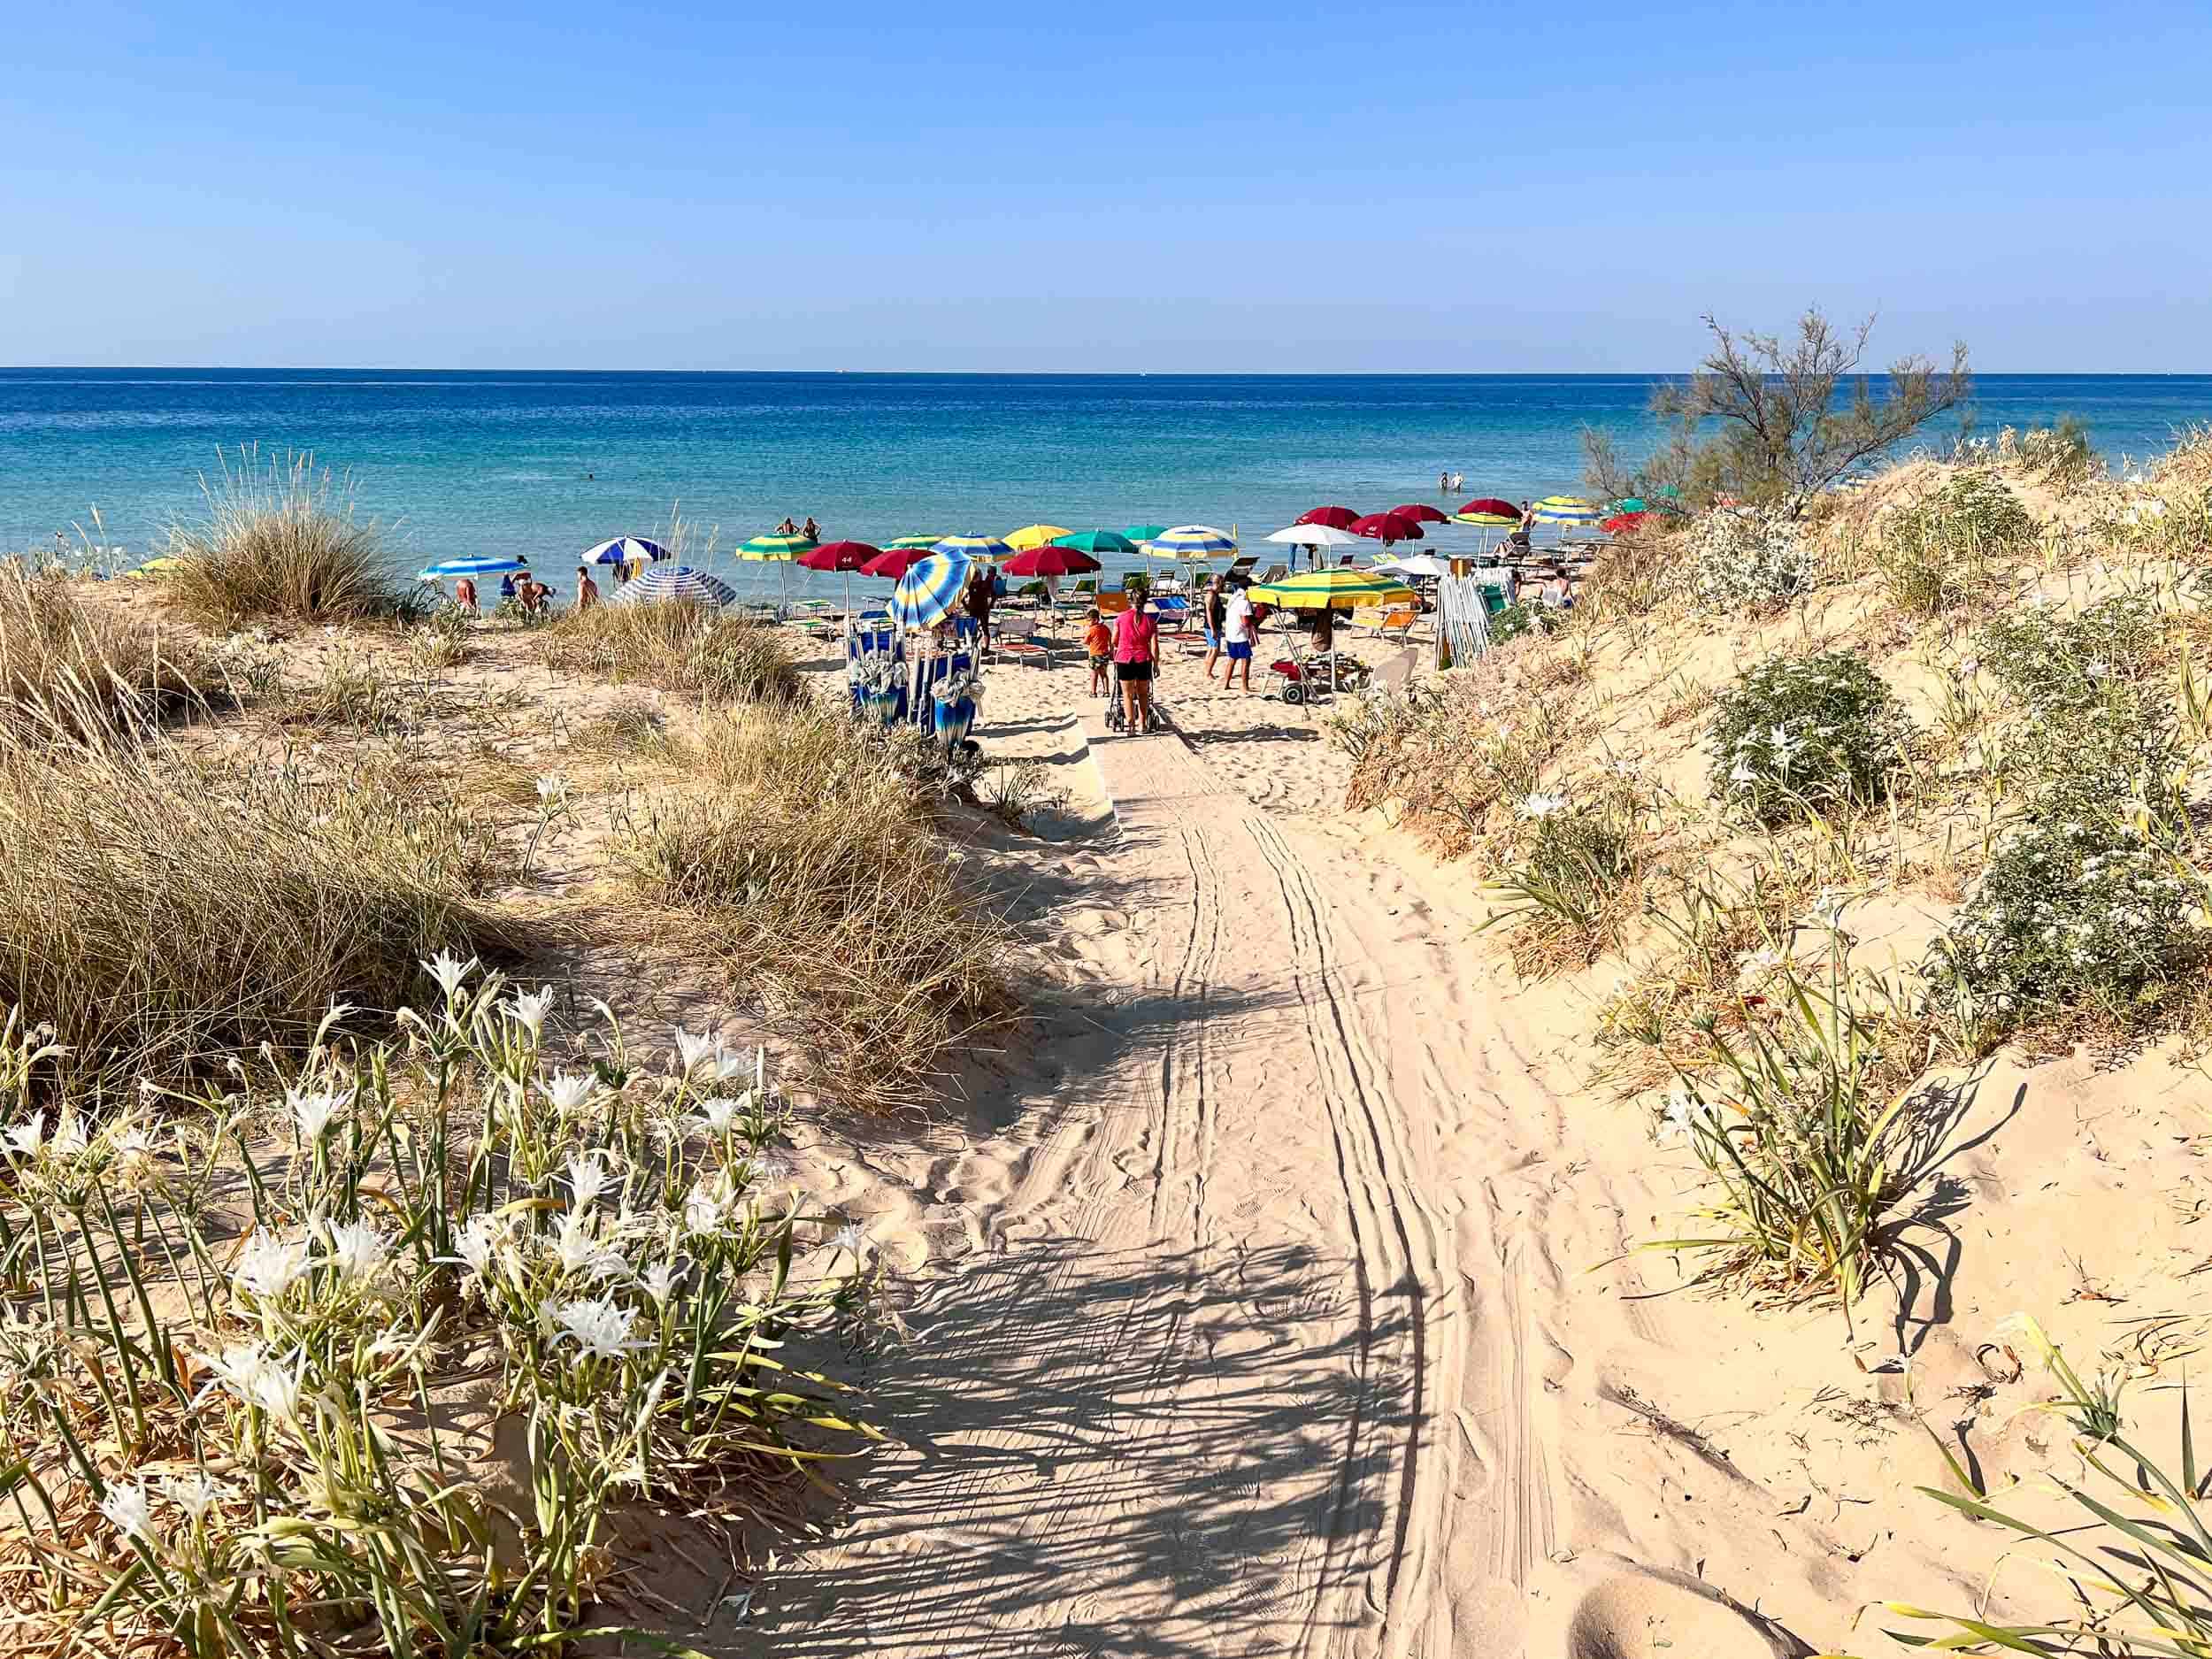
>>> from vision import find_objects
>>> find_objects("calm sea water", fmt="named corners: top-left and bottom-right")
top-left (3, 371), bottom-right (2207, 594)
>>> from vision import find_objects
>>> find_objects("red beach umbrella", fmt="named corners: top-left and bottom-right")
top-left (798, 541), bottom-right (879, 572)
top-left (1349, 511), bottom-right (1424, 544)
top-left (1460, 497), bottom-right (1520, 519)
top-left (1390, 503), bottom-right (1451, 524)
top-left (1600, 511), bottom-right (1650, 535)
top-left (1297, 505), bottom-right (1362, 530)
top-left (1003, 546), bottom-right (1102, 578)
top-left (798, 541), bottom-right (879, 609)
top-left (860, 547), bottom-right (931, 580)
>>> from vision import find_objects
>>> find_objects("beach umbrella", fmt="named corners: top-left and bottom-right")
top-left (885, 534), bottom-right (946, 550)
top-left (1349, 512), bottom-right (1423, 544)
top-left (1122, 524), bottom-right (1169, 544)
top-left (1247, 568), bottom-right (1417, 609)
top-left (1390, 503), bottom-right (1451, 525)
top-left (581, 538), bottom-right (661, 581)
top-left (1610, 497), bottom-right (1648, 514)
top-left (420, 556), bottom-right (526, 580)
top-left (1005, 523), bottom-right (1071, 552)
top-left (120, 556), bottom-right (187, 580)
top-left (1004, 546), bottom-right (1102, 578)
top-left (1532, 495), bottom-right (1602, 526)
top-left (798, 540), bottom-right (879, 609)
top-left (933, 535), bottom-right (1014, 562)
top-left (860, 547), bottom-right (931, 580)
top-left (1049, 529), bottom-right (1138, 557)
top-left (889, 552), bottom-right (973, 631)
top-left (1459, 497), bottom-right (1520, 520)
top-left (609, 565), bottom-right (737, 608)
top-left (1601, 511), bottom-right (1650, 536)
top-left (740, 534), bottom-right (817, 560)
top-left (1376, 553), bottom-right (1455, 580)
top-left (1151, 525), bottom-right (1236, 557)
top-left (1297, 505), bottom-right (1361, 530)
top-left (1264, 523), bottom-right (1362, 547)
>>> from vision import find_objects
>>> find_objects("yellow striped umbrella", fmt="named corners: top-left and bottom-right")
top-left (1246, 569), bottom-right (1416, 609)
top-left (1004, 524), bottom-right (1071, 551)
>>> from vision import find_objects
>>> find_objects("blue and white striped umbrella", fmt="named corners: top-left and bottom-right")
top-left (931, 534), bottom-right (1014, 562)
top-left (419, 556), bottom-right (526, 580)
top-left (609, 565), bottom-right (737, 608)
top-left (582, 536), bottom-right (667, 566)
top-left (889, 552), bottom-right (973, 631)
top-left (1150, 524), bottom-right (1237, 557)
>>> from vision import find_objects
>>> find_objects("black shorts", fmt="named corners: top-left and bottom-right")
top-left (1114, 662), bottom-right (1154, 684)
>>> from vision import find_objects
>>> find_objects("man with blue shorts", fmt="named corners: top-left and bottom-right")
top-left (1220, 584), bottom-right (1256, 693)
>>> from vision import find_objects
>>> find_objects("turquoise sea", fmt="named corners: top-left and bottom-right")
top-left (3, 372), bottom-right (2208, 594)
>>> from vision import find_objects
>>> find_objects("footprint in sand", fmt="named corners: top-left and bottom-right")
top-left (1564, 1566), bottom-right (1802, 1659)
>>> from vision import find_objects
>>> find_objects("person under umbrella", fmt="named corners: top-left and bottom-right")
top-left (963, 561), bottom-right (995, 648)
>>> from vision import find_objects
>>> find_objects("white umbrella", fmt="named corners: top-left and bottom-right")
top-left (1264, 523), bottom-right (1363, 548)
top-left (1376, 553), bottom-right (1454, 580)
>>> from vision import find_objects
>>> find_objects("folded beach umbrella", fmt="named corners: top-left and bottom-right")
top-left (420, 556), bottom-right (527, 579)
top-left (1264, 523), bottom-right (1362, 548)
top-left (1246, 568), bottom-right (1417, 609)
top-left (1296, 505), bottom-right (1362, 530)
top-left (1005, 524), bottom-right (1071, 552)
top-left (1003, 546), bottom-right (1102, 578)
top-left (1349, 512), bottom-right (1423, 544)
top-left (580, 539), bottom-right (657, 575)
top-left (860, 547), bottom-right (931, 580)
top-left (885, 534), bottom-right (946, 550)
top-left (889, 551), bottom-right (973, 630)
top-left (1122, 524), bottom-right (1169, 544)
top-left (1532, 495), bottom-right (1602, 525)
top-left (933, 534), bottom-right (1014, 562)
top-left (609, 565), bottom-right (737, 607)
top-left (1050, 529), bottom-right (1138, 557)
top-left (1390, 503), bottom-right (1451, 525)
top-left (1151, 525), bottom-right (1237, 557)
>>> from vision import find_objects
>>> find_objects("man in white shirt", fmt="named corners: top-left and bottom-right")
top-left (1220, 586), bottom-right (1256, 692)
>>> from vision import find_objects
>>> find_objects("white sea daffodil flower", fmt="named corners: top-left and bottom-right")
top-left (565, 1151), bottom-right (614, 1210)
top-left (535, 773), bottom-right (566, 803)
top-left (50, 1110), bottom-right (88, 1159)
top-left (288, 1086), bottom-right (347, 1144)
top-left (422, 950), bottom-right (477, 1000)
top-left (749, 1154), bottom-right (792, 1189)
top-left (692, 1097), bottom-right (741, 1136)
top-left (672, 1027), bottom-right (726, 1076)
top-left (232, 1233), bottom-right (311, 1302)
top-left (319, 1217), bottom-right (392, 1284)
top-left (1658, 1087), bottom-right (1700, 1144)
top-left (541, 1071), bottom-right (597, 1116)
top-left (99, 1481), bottom-right (155, 1542)
top-left (552, 1211), bottom-right (629, 1283)
top-left (443, 1215), bottom-right (502, 1281)
top-left (2, 1112), bottom-right (44, 1160)
top-left (550, 1295), bottom-right (643, 1362)
top-left (828, 1223), bottom-right (868, 1256)
top-left (641, 1260), bottom-right (685, 1307)
top-left (506, 987), bottom-right (555, 1040)
top-left (682, 1176), bottom-right (734, 1237)
top-left (1516, 792), bottom-right (1567, 820)
top-left (164, 1472), bottom-right (228, 1525)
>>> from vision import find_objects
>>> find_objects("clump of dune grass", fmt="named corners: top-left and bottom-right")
top-left (623, 702), bottom-right (1017, 1110)
top-left (0, 695), bottom-right (521, 1084)
top-left (162, 445), bottom-right (417, 626)
top-left (1484, 788), bottom-right (1647, 978)
top-left (0, 967), bottom-right (876, 1656)
top-left (0, 557), bottom-right (211, 736)
top-left (1328, 675), bottom-right (1570, 856)
top-left (535, 601), bottom-right (801, 703)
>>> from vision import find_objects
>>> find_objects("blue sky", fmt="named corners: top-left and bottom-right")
top-left (4, 0), bottom-right (2207, 370)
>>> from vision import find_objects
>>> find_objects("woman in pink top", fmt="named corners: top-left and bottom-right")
top-left (1113, 602), bottom-right (1160, 733)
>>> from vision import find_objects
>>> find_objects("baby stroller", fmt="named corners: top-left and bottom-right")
top-left (1267, 649), bottom-right (1370, 705)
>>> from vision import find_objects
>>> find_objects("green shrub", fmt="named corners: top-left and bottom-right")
top-left (1707, 651), bottom-right (1914, 823)
top-left (1981, 593), bottom-right (2168, 709)
top-left (1926, 818), bottom-right (2197, 1028)
top-left (1878, 470), bottom-right (2038, 616)
top-left (1687, 509), bottom-right (1817, 612)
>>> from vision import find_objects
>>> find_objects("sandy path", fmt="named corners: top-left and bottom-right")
top-left (763, 715), bottom-right (1552, 1657)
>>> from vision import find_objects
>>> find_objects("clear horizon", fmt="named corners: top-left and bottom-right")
top-left (5, 1), bottom-right (2208, 373)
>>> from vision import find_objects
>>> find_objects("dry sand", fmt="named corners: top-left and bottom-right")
top-left (114, 586), bottom-right (2212, 1657)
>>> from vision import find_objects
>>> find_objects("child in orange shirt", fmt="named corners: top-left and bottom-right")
top-left (1083, 608), bottom-right (1113, 697)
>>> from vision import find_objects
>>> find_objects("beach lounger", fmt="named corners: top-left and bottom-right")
top-left (1254, 563), bottom-right (1288, 586)
top-left (1224, 555), bottom-right (1257, 583)
top-left (1354, 605), bottom-right (1419, 646)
